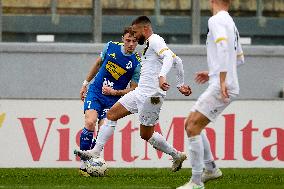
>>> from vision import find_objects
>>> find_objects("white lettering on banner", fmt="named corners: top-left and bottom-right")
top-left (0, 100), bottom-right (283, 168)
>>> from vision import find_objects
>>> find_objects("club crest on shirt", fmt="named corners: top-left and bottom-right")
top-left (126, 61), bottom-right (132, 69)
top-left (105, 61), bottom-right (127, 80)
top-left (109, 53), bottom-right (116, 59)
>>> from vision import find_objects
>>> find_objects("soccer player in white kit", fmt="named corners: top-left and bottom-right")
top-left (75, 16), bottom-right (192, 172)
top-left (177, 0), bottom-right (244, 189)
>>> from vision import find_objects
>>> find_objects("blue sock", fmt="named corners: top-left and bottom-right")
top-left (80, 127), bottom-right (94, 151)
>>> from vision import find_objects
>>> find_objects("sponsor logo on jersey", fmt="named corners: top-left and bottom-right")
top-left (103, 78), bottom-right (114, 88)
top-left (105, 61), bottom-right (127, 80)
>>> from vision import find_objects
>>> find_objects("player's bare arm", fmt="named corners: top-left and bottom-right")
top-left (80, 57), bottom-right (102, 101)
top-left (215, 36), bottom-right (230, 103)
top-left (220, 71), bottom-right (229, 102)
top-left (159, 76), bottom-right (170, 91)
top-left (217, 39), bottom-right (230, 102)
top-left (178, 85), bottom-right (192, 96)
top-left (195, 71), bottom-right (209, 84)
top-left (102, 81), bottom-right (138, 96)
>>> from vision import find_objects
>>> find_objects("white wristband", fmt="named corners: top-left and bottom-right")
top-left (82, 80), bottom-right (89, 87)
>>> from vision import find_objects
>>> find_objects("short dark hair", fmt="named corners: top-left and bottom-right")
top-left (123, 26), bottom-right (135, 37)
top-left (131, 16), bottom-right (151, 26)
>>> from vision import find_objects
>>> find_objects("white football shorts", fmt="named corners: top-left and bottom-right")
top-left (118, 89), bottom-right (165, 126)
top-left (191, 86), bottom-right (238, 122)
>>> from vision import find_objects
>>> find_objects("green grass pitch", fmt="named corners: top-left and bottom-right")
top-left (0, 168), bottom-right (283, 189)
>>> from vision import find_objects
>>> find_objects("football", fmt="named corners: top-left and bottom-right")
top-left (85, 157), bottom-right (108, 177)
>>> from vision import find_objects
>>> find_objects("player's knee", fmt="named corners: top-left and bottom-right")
top-left (106, 110), bottom-right (117, 121)
top-left (85, 118), bottom-right (96, 130)
top-left (185, 117), bottom-right (190, 130)
top-left (185, 117), bottom-right (200, 137)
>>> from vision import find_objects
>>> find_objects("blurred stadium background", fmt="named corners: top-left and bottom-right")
top-left (1, 0), bottom-right (284, 44)
top-left (0, 0), bottom-right (284, 188)
top-left (1, 0), bottom-right (284, 99)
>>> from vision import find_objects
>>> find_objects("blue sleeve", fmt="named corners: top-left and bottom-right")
top-left (100, 42), bottom-right (111, 61)
top-left (131, 64), bottom-right (141, 84)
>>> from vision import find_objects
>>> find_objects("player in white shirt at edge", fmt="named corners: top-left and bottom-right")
top-left (177, 0), bottom-right (245, 189)
top-left (75, 15), bottom-right (192, 172)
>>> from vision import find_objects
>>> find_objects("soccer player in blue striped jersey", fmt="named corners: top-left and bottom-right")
top-left (79, 26), bottom-right (141, 176)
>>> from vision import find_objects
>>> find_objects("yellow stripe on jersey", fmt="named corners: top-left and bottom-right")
top-left (0, 113), bottom-right (5, 128)
top-left (215, 37), bottom-right (227, 43)
top-left (106, 61), bottom-right (127, 80)
top-left (172, 54), bottom-right (176, 58)
top-left (158, 48), bottom-right (169, 55)
top-left (135, 52), bottom-right (141, 62)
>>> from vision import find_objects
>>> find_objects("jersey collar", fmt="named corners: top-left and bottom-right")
top-left (121, 45), bottom-right (134, 56)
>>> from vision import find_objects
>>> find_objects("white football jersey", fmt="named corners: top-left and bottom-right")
top-left (137, 34), bottom-right (169, 96)
top-left (207, 11), bottom-right (243, 94)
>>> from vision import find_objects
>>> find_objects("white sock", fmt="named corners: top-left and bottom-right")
top-left (80, 160), bottom-right (86, 169)
top-left (201, 131), bottom-right (216, 172)
top-left (89, 119), bottom-right (116, 156)
top-left (148, 132), bottom-right (179, 159)
top-left (188, 135), bottom-right (204, 184)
